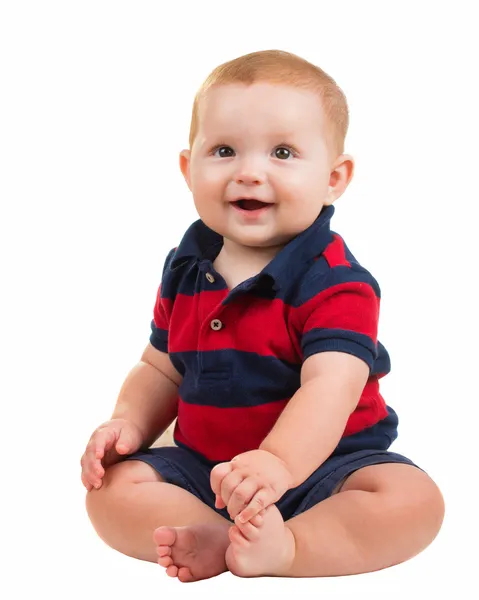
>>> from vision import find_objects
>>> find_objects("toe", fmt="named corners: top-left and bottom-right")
top-left (229, 525), bottom-right (249, 547)
top-left (178, 567), bottom-right (195, 583)
top-left (166, 564), bottom-right (179, 578)
top-left (153, 526), bottom-right (176, 547)
top-left (235, 519), bottom-right (260, 541)
top-left (158, 555), bottom-right (173, 568)
top-left (250, 513), bottom-right (263, 526)
top-left (156, 545), bottom-right (172, 557)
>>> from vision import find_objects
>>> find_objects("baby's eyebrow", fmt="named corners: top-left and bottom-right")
top-left (271, 132), bottom-right (298, 138)
top-left (204, 134), bottom-right (301, 145)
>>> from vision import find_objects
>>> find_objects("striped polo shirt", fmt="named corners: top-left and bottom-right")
top-left (150, 205), bottom-right (399, 464)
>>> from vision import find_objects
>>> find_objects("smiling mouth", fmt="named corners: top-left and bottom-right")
top-left (233, 199), bottom-right (271, 211)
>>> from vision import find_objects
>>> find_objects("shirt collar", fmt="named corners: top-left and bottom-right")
top-left (171, 204), bottom-right (335, 290)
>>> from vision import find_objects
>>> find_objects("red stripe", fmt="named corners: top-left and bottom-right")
top-left (174, 396), bottom-right (289, 462)
top-left (173, 377), bottom-right (387, 460)
top-left (343, 376), bottom-right (388, 436)
top-left (153, 285), bottom-right (170, 330)
top-left (323, 234), bottom-right (351, 268)
top-left (167, 292), bottom-right (302, 363)
top-left (294, 281), bottom-right (379, 343)
top-left (157, 283), bottom-right (379, 359)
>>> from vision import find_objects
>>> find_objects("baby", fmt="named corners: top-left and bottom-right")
top-left (82, 49), bottom-right (445, 582)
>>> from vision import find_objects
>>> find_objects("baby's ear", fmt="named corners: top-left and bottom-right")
top-left (325, 187), bottom-right (335, 205)
top-left (179, 149), bottom-right (192, 190)
top-left (327, 154), bottom-right (355, 204)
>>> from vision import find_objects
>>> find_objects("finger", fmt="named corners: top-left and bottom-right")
top-left (86, 466), bottom-right (102, 489)
top-left (80, 455), bottom-right (93, 488)
top-left (250, 512), bottom-right (263, 526)
top-left (116, 428), bottom-right (134, 454)
top-left (227, 476), bottom-right (259, 520)
top-left (215, 494), bottom-right (226, 509)
top-left (92, 463), bottom-right (104, 488)
top-left (237, 488), bottom-right (270, 523)
top-left (87, 431), bottom-right (113, 483)
top-left (235, 509), bottom-right (264, 527)
top-left (88, 430), bottom-right (110, 461)
top-left (234, 518), bottom-right (261, 541)
top-left (81, 449), bottom-right (96, 487)
top-left (210, 462), bottom-right (233, 496)
top-left (220, 470), bottom-right (245, 515)
top-left (100, 429), bottom-right (117, 456)
top-left (81, 471), bottom-right (93, 492)
top-left (94, 430), bottom-right (118, 470)
top-left (235, 513), bottom-right (264, 527)
top-left (83, 462), bottom-right (102, 490)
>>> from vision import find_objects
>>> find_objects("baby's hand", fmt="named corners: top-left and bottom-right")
top-left (210, 449), bottom-right (294, 522)
top-left (80, 418), bottom-right (143, 491)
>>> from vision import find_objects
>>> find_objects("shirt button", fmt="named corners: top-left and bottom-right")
top-left (210, 319), bottom-right (223, 331)
top-left (206, 272), bottom-right (215, 283)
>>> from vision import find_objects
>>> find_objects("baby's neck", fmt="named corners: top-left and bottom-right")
top-left (218, 238), bottom-right (283, 271)
top-left (213, 238), bottom-right (284, 290)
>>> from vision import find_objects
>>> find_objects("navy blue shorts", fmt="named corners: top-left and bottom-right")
top-left (124, 445), bottom-right (423, 523)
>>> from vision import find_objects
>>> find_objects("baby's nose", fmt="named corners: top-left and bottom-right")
top-left (234, 165), bottom-right (266, 186)
top-left (235, 175), bottom-right (263, 185)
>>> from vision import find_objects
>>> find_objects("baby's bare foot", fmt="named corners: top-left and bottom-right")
top-left (154, 511), bottom-right (266, 582)
top-left (225, 504), bottom-right (296, 578)
top-left (154, 521), bottom-right (231, 582)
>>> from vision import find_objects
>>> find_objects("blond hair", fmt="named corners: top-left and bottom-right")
top-left (188, 49), bottom-right (349, 160)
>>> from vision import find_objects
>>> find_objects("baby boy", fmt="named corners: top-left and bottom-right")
top-left (82, 49), bottom-right (444, 582)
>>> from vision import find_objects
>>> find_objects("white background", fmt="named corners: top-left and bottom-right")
top-left (1, 1), bottom-right (477, 598)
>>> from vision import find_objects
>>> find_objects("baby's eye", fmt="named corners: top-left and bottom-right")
top-left (274, 147), bottom-right (293, 160)
top-left (211, 145), bottom-right (295, 159)
top-left (213, 146), bottom-right (235, 158)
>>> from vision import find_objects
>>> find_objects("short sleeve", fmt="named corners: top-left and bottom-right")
top-left (299, 271), bottom-right (380, 371)
top-left (149, 248), bottom-right (176, 353)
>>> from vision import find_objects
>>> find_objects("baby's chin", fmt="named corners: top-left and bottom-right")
top-left (220, 225), bottom-right (294, 249)
top-left (224, 237), bottom-right (297, 262)
top-left (200, 212), bottom-right (302, 250)
top-left (247, 228), bottom-right (303, 247)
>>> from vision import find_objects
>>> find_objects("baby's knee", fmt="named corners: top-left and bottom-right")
top-left (85, 464), bottom-right (118, 523)
top-left (85, 462), bottom-right (137, 542)
top-left (85, 460), bottom-right (167, 554)
top-left (85, 460), bottom-right (164, 519)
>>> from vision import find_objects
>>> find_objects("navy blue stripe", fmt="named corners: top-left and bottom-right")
top-left (150, 322), bottom-right (168, 353)
top-left (302, 328), bottom-right (377, 370)
top-left (295, 265), bottom-right (381, 306)
top-left (151, 320), bottom-right (389, 378)
top-left (172, 349), bottom-right (301, 408)
top-left (159, 265), bottom-right (380, 308)
top-left (332, 406), bottom-right (399, 455)
top-left (373, 341), bottom-right (391, 375)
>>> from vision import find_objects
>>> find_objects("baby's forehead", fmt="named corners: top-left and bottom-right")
top-left (201, 82), bottom-right (321, 108)
top-left (199, 84), bottom-right (325, 130)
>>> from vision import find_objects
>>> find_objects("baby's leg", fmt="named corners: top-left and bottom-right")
top-left (86, 459), bottom-right (231, 563)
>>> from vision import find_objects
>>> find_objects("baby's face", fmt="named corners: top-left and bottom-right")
top-left (180, 82), bottom-right (352, 249)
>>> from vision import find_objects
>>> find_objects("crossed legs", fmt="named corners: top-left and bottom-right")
top-left (85, 461), bottom-right (231, 563)
top-left (85, 459), bottom-right (445, 579)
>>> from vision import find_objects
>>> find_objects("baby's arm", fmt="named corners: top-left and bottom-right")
top-left (261, 268), bottom-right (379, 487)
top-left (111, 342), bottom-right (181, 449)
top-left (81, 343), bottom-right (181, 490)
top-left (260, 351), bottom-right (369, 487)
